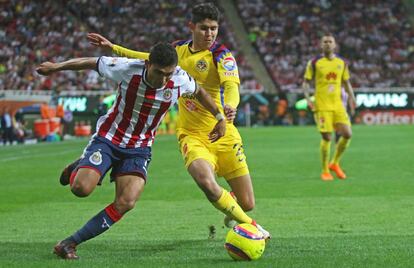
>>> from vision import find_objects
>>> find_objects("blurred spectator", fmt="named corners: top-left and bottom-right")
top-left (1, 107), bottom-right (15, 145)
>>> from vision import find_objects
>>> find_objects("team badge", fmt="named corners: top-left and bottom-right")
top-left (89, 151), bottom-right (102, 165)
top-left (163, 88), bottom-right (172, 101)
top-left (337, 64), bottom-right (342, 70)
top-left (196, 59), bottom-right (208, 72)
top-left (222, 57), bottom-right (237, 71)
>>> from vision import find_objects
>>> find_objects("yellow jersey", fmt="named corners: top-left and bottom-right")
top-left (304, 55), bottom-right (350, 111)
top-left (113, 40), bottom-right (240, 134)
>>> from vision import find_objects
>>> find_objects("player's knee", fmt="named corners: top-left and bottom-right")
top-left (71, 180), bottom-right (94, 197)
top-left (342, 131), bottom-right (352, 139)
top-left (114, 199), bottom-right (136, 214)
top-left (240, 199), bottom-right (255, 212)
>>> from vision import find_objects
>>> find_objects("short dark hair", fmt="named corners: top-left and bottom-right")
top-left (149, 42), bottom-right (178, 67)
top-left (321, 32), bottom-right (335, 39)
top-left (191, 3), bottom-right (220, 24)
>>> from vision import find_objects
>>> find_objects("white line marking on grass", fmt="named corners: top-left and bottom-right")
top-left (0, 148), bottom-right (81, 162)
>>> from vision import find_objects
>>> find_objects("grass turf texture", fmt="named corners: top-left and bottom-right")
top-left (0, 125), bottom-right (413, 267)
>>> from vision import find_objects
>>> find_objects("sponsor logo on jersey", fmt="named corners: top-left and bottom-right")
top-left (223, 57), bottom-right (237, 71)
top-left (326, 72), bottom-right (337, 80)
top-left (224, 71), bottom-right (238, 77)
top-left (184, 99), bottom-right (198, 112)
top-left (89, 150), bottom-right (102, 165)
top-left (196, 59), bottom-right (208, 72)
top-left (163, 88), bottom-right (172, 101)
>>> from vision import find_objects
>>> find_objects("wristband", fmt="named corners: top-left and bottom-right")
top-left (215, 113), bottom-right (225, 121)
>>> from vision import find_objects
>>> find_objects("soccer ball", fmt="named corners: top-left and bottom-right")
top-left (224, 223), bottom-right (266, 261)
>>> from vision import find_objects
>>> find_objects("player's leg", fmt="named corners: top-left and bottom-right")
top-left (329, 111), bottom-right (352, 179)
top-left (329, 123), bottom-right (352, 179)
top-left (315, 111), bottom-right (334, 180)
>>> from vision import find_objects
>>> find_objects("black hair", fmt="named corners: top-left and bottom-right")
top-left (191, 3), bottom-right (220, 24)
top-left (149, 42), bottom-right (178, 67)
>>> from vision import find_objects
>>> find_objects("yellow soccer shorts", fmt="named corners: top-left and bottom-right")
top-left (314, 109), bottom-right (351, 133)
top-left (177, 128), bottom-right (249, 180)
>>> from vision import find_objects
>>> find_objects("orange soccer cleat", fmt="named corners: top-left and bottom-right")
top-left (320, 172), bottom-right (334, 181)
top-left (329, 163), bottom-right (347, 179)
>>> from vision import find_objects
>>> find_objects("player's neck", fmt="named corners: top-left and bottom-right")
top-left (323, 52), bottom-right (335, 60)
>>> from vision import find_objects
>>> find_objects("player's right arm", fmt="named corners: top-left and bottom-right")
top-left (36, 58), bottom-right (98, 75)
top-left (87, 33), bottom-right (149, 60)
top-left (303, 60), bottom-right (315, 111)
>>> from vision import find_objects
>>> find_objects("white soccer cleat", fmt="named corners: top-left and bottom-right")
top-left (254, 222), bottom-right (271, 241)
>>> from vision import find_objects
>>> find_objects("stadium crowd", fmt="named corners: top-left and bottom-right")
top-left (1, 0), bottom-right (256, 92)
top-left (236, 0), bottom-right (414, 91)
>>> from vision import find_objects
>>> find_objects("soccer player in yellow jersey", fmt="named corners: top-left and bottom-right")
top-left (86, 3), bottom-right (270, 239)
top-left (303, 33), bottom-right (357, 181)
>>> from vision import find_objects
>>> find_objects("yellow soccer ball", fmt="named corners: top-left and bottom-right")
top-left (224, 223), bottom-right (266, 261)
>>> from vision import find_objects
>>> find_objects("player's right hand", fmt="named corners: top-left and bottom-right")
top-left (87, 33), bottom-right (113, 52)
top-left (208, 119), bottom-right (226, 143)
top-left (36, 62), bottom-right (57, 76)
top-left (307, 99), bottom-right (315, 112)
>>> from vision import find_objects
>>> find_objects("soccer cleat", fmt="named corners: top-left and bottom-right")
top-left (53, 239), bottom-right (79, 260)
top-left (329, 163), bottom-right (347, 179)
top-left (59, 158), bottom-right (81, 186)
top-left (321, 172), bottom-right (334, 181)
top-left (252, 221), bottom-right (271, 241)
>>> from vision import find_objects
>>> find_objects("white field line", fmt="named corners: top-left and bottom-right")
top-left (0, 148), bottom-right (81, 162)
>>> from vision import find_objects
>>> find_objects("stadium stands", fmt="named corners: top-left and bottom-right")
top-left (235, 0), bottom-right (414, 91)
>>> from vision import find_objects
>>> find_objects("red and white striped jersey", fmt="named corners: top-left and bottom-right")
top-left (95, 56), bottom-right (196, 148)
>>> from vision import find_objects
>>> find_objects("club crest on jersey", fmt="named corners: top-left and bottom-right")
top-left (89, 151), bottom-right (102, 165)
top-left (196, 59), bottom-right (208, 72)
top-left (223, 57), bottom-right (237, 71)
top-left (163, 88), bottom-right (172, 101)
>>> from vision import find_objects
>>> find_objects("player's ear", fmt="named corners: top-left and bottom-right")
top-left (188, 21), bottom-right (195, 32)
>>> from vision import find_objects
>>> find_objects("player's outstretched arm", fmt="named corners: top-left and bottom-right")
top-left (87, 33), bottom-right (149, 60)
top-left (195, 87), bottom-right (226, 142)
top-left (36, 58), bottom-right (98, 76)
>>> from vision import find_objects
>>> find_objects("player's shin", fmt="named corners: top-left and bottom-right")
top-left (212, 188), bottom-right (253, 224)
top-left (67, 203), bottom-right (123, 245)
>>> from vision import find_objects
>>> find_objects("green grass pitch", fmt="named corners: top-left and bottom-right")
top-left (0, 125), bottom-right (413, 267)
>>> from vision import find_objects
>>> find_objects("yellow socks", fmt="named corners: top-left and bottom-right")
top-left (332, 137), bottom-right (350, 164)
top-left (212, 189), bottom-right (252, 224)
top-left (320, 139), bottom-right (331, 173)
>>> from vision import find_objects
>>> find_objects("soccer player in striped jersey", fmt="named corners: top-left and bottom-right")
top-left (37, 43), bottom-right (226, 259)
top-left (303, 33), bottom-right (357, 181)
top-left (86, 3), bottom-right (270, 239)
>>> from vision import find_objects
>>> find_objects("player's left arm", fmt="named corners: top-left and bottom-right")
top-left (194, 87), bottom-right (226, 142)
top-left (342, 63), bottom-right (356, 116)
top-left (36, 58), bottom-right (98, 75)
top-left (343, 80), bottom-right (356, 116)
top-left (222, 81), bottom-right (240, 122)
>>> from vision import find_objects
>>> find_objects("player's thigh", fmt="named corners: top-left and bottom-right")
top-left (216, 139), bottom-right (249, 180)
top-left (226, 174), bottom-right (255, 211)
top-left (73, 168), bottom-right (101, 191)
top-left (315, 111), bottom-right (334, 133)
top-left (334, 111), bottom-right (352, 138)
top-left (178, 133), bottom-right (217, 171)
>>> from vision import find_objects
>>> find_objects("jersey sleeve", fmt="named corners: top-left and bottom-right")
top-left (215, 50), bottom-right (240, 84)
top-left (97, 56), bottom-right (132, 83)
top-left (177, 68), bottom-right (197, 96)
top-left (342, 63), bottom-right (350, 81)
top-left (112, 44), bottom-right (150, 60)
top-left (304, 60), bottom-right (313, 80)
top-left (223, 81), bottom-right (240, 108)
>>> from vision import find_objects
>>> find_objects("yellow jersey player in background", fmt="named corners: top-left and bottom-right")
top-left (303, 33), bottom-right (357, 181)
top-left (87, 3), bottom-right (270, 239)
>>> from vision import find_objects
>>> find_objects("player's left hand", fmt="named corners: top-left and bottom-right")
top-left (349, 99), bottom-right (356, 116)
top-left (36, 62), bottom-right (58, 76)
top-left (224, 104), bottom-right (237, 122)
top-left (208, 119), bottom-right (226, 143)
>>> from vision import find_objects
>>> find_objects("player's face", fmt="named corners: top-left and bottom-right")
top-left (320, 36), bottom-right (336, 54)
top-left (190, 19), bottom-right (219, 50)
top-left (145, 62), bottom-right (176, 88)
